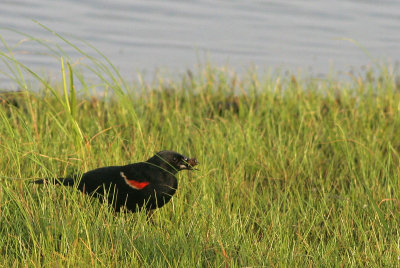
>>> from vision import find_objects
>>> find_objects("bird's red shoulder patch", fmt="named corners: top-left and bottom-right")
top-left (120, 172), bottom-right (149, 190)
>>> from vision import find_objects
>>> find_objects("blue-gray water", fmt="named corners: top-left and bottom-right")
top-left (1, 0), bottom-right (399, 87)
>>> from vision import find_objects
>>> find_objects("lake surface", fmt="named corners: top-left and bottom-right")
top-left (1, 0), bottom-right (399, 87)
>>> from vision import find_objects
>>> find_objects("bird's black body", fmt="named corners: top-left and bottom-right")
top-left (35, 151), bottom-right (198, 212)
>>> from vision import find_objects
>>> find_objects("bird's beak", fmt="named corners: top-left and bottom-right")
top-left (180, 158), bottom-right (199, 170)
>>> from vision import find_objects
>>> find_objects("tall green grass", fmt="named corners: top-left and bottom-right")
top-left (1, 30), bottom-right (400, 266)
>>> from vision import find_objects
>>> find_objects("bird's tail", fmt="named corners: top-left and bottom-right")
top-left (33, 177), bottom-right (75, 186)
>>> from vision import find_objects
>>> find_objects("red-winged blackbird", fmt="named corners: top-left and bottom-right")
top-left (34, 151), bottom-right (198, 213)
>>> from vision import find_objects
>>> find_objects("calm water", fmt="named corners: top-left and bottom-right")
top-left (1, 0), bottom-right (400, 87)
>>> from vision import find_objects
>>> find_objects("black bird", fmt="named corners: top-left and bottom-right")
top-left (34, 151), bottom-right (198, 213)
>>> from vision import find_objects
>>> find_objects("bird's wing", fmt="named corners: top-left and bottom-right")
top-left (118, 162), bottom-right (153, 190)
top-left (77, 162), bottom-right (152, 193)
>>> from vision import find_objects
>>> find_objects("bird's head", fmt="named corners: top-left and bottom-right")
top-left (147, 150), bottom-right (199, 174)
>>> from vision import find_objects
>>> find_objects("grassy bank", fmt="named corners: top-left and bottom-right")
top-left (1, 55), bottom-right (400, 266)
